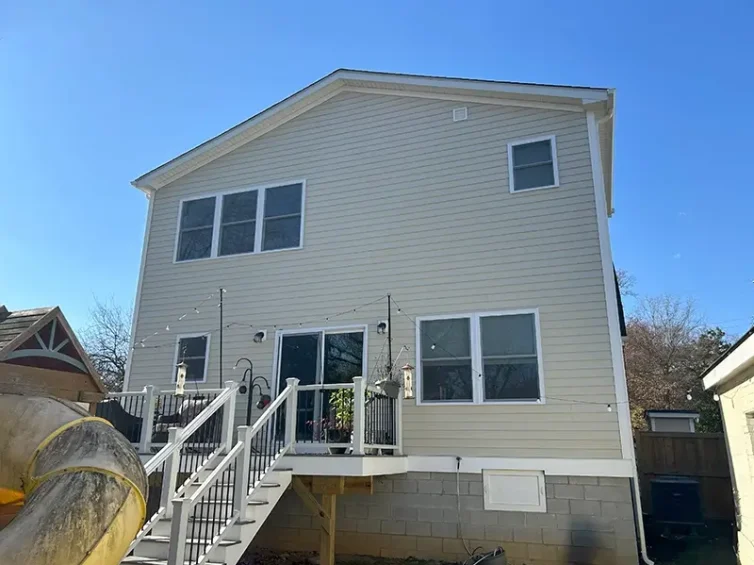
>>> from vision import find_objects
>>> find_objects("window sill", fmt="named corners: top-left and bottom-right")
top-left (174, 244), bottom-right (304, 265)
top-left (509, 183), bottom-right (559, 194)
top-left (415, 399), bottom-right (544, 406)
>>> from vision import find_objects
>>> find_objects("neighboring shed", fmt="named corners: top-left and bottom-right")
top-left (645, 409), bottom-right (700, 433)
top-left (0, 305), bottom-right (106, 403)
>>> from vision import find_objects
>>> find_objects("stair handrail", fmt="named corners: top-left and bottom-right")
top-left (145, 382), bottom-right (239, 474)
top-left (126, 381), bottom-right (240, 555)
top-left (167, 378), bottom-right (299, 565)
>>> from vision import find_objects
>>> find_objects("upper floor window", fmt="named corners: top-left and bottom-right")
top-left (508, 136), bottom-right (559, 192)
top-left (417, 310), bottom-right (543, 404)
top-left (176, 181), bottom-right (304, 262)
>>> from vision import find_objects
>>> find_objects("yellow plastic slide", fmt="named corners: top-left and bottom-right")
top-left (0, 394), bottom-right (148, 565)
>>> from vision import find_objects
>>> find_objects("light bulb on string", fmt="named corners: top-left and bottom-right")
top-left (430, 344), bottom-right (436, 350)
top-left (607, 404), bottom-right (612, 412)
top-left (713, 394), bottom-right (720, 402)
top-left (686, 393), bottom-right (693, 401)
top-left (165, 325), bottom-right (170, 331)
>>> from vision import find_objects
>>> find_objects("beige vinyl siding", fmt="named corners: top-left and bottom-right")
top-left (719, 372), bottom-right (754, 564)
top-left (128, 90), bottom-right (621, 459)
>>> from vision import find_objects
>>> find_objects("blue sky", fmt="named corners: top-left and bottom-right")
top-left (1, 1), bottom-right (752, 336)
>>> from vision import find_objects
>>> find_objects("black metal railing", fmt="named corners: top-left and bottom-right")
top-left (153, 391), bottom-right (221, 444)
top-left (296, 388), bottom-right (354, 446)
top-left (95, 394), bottom-right (145, 444)
top-left (248, 401), bottom-right (286, 489)
top-left (185, 457), bottom-right (237, 565)
top-left (364, 389), bottom-right (397, 446)
top-left (176, 406), bottom-right (224, 486)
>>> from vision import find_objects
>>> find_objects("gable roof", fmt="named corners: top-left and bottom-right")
top-left (0, 306), bottom-right (51, 351)
top-left (132, 69), bottom-right (616, 211)
top-left (0, 304), bottom-right (107, 397)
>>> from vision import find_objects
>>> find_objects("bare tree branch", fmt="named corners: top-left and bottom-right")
top-left (80, 297), bottom-right (132, 392)
top-left (616, 268), bottom-right (637, 298)
top-left (624, 294), bottom-right (726, 432)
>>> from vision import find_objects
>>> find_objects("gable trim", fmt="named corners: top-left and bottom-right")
top-left (342, 86), bottom-right (586, 113)
top-left (132, 69), bottom-right (612, 193)
top-left (0, 307), bottom-right (106, 393)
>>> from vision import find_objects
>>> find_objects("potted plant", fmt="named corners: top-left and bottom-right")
top-left (327, 388), bottom-right (354, 453)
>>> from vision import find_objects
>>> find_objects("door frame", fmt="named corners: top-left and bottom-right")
top-left (271, 324), bottom-right (369, 395)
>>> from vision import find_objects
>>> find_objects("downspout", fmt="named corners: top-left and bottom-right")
top-left (587, 108), bottom-right (653, 565)
top-left (630, 453), bottom-right (655, 565)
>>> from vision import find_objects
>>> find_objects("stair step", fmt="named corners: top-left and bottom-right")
top-left (122, 559), bottom-right (225, 565)
top-left (189, 517), bottom-right (256, 525)
top-left (197, 499), bottom-right (268, 506)
top-left (191, 480), bottom-right (281, 489)
top-left (144, 534), bottom-right (241, 546)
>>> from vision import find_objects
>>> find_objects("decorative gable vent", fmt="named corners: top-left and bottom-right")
top-left (452, 107), bottom-right (468, 122)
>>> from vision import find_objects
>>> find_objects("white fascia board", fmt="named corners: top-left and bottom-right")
top-left (703, 334), bottom-right (754, 389)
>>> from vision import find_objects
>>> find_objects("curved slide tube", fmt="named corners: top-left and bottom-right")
top-left (0, 394), bottom-right (148, 565)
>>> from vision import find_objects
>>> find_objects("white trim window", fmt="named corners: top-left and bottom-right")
top-left (273, 325), bottom-right (368, 392)
top-left (174, 334), bottom-right (210, 383)
top-left (416, 310), bottom-right (544, 404)
top-left (175, 180), bottom-right (305, 262)
top-left (507, 135), bottom-right (559, 192)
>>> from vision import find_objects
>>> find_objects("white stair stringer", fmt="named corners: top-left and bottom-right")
top-left (124, 460), bottom-right (292, 565)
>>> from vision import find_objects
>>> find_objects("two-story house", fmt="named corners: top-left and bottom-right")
top-left (123, 70), bottom-right (646, 565)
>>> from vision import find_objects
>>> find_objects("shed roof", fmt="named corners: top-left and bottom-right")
top-left (0, 304), bottom-right (107, 401)
top-left (0, 306), bottom-right (52, 351)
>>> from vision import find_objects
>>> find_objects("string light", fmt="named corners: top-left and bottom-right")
top-left (713, 393), bottom-right (720, 402)
top-left (607, 404), bottom-right (612, 412)
top-left (133, 294), bottom-right (389, 350)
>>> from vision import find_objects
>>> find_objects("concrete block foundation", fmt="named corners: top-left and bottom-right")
top-left (254, 472), bottom-right (639, 565)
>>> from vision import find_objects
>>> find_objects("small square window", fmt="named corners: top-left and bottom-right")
top-left (508, 137), bottom-right (559, 192)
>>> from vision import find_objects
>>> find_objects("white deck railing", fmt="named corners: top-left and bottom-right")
top-left (168, 378), bottom-right (299, 565)
top-left (294, 376), bottom-right (402, 455)
top-left (127, 381), bottom-right (240, 554)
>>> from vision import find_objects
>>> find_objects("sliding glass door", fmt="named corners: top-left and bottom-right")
top-left (276, 327), bottom-right (366, 444)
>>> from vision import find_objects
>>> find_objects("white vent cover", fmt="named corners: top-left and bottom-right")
top-left (482, 470), bottom-right (547, 512)
top-left (452, 107), bottom-right (468, 122)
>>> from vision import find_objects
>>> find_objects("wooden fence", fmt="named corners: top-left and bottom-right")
top-left (635, 431), bottom-right (734, 521)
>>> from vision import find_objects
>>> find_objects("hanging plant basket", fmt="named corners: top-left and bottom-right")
top-left (375, 379), bottom-right (400, 399)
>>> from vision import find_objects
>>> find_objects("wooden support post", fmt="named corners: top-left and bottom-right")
top-left (161, 427), bottom-right (181, 519)
top-left (220, 381), bottom-right (236, 454)
top-left (291, 477), bottom-right (337, 565)
top-left (167, 498), bottom-right (190, 565)
top-left (139, 385), bottom-right (156, 454)
top-left (234, 425), bottom-right (252, 512)
top-left (285, 377), bottom-right (299, 453)
top-left (352, 376), bottom-right (365, 455)
top-left (395, 393), bottom-right (404, 455)
top-left (320, 494), bottom-right (336, 565)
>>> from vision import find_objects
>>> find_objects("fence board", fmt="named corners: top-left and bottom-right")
top-left (635, 431), bottom-right (733, 521)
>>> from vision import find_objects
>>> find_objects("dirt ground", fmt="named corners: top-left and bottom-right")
top-left (240, 549), bottom-right (457, 565)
